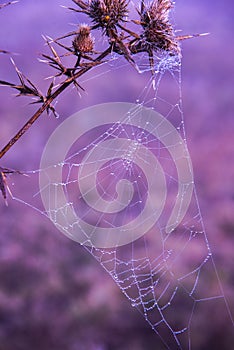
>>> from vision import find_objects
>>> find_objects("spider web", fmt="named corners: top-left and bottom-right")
top-left (9, 50), bottom-right (233, 349)
top-left (6, 5), bottom-right (234, 350)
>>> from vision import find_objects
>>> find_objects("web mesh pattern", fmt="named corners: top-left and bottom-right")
top-left (6, 3), bottom-right (233, 349)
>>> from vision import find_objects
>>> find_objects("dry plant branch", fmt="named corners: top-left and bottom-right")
top-left (0, 46), bottom-right (112, 160)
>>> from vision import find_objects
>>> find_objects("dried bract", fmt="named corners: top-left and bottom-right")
top-left (0, 59), bottom-right (58, 117)
top-left (0, 171), bottom-right (7, 204)
top-left (0, 167), bottom-right (21, 206)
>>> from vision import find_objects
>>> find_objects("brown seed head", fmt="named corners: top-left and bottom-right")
top-left (140, 0), bottom-right (180, 54)
top-left (89, 0), bottom-right (128, 29)
top-left (141, 0), bottom-right (173, 25)
top-left (73, 25), bottom-right (94, 53)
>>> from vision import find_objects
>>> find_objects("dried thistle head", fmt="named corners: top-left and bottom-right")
top-left (138, 0), bottom-right (180, 54)
top-left (71, 0), bottom-right (133, 64)
top-left (73, 24), bottom-right (94, 53)
top-left (78, 0), bottom-right (129, 29)
top-left (141, 0), bottom-right (173, 25)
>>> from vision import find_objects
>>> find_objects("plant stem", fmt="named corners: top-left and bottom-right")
top-left (0, 46), bottom-right (112, 160)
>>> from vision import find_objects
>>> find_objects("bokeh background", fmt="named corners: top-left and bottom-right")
top-left (0, 0), bottom-right (233, 349)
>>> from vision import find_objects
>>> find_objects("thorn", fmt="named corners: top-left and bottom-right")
top-left (0, 50), bottom-right (19, 55)
top-left (176, 33), bottom-right (210, 41)
top-left (0, 1), bottom-right (18, 9)
top-left (44, 75), bottom-right (55, 80)
top-left (38, 58), bottom-right (48, 63)
top-left (10, 56), bottom-right (15, 66)
top-left (0, 49), bottom-right (10, 54)
top-left (199, 32), bottom-right (210, 37)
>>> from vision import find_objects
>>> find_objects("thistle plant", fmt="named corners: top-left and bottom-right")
top-left (0, 0), bottom-right (207, 203)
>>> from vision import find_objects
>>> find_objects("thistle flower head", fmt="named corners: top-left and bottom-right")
top-left (73, 24), bottom-right (94, 53)
top-left (141, 0), bottom-right (173, 26)
top-left (89, 0), bottom-right (129, 28)
top-left (140, 0), bottom-right (180, 54)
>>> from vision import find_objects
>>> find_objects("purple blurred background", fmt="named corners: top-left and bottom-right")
top-left (0, 0), bottom-right (233, 349)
